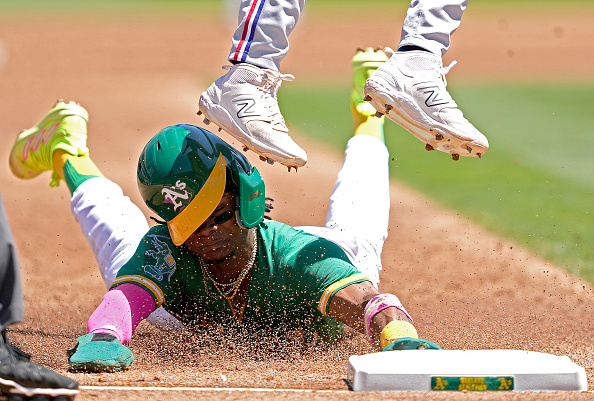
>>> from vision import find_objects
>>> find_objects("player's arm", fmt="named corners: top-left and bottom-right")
top-left (292, 235), bottom-right (439, 350)
top-left (88, 283), bottom-right (157, 344)
top-left (68, 283), bottom-right (156, 372)
top-left (328, 282), bottom-right (440, 351)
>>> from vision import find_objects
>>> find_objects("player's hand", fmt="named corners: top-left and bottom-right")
top-left (382, 337), bottom-right (441, 351)
top-left (68, 333), bottom-right (134, 372)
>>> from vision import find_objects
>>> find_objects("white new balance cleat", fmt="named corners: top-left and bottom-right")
top-left (364, 48), bottom-right (488, 160)
top-left (198, 64), bottom-right (307, 169)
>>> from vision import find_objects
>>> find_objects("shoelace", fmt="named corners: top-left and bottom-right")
top-left (259, 69), bottom-right (294, 126)
top-left (440, 60), bottom-right (457, 87)
top-left (383, 46), bottom-right (457, 86)
top-left (49, 172), bottom-right (61, 188)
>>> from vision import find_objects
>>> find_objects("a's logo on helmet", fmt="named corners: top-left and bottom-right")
top-left (161, 180), bottom-right (192, 211)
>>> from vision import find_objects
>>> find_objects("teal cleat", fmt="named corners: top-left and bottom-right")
top-left (68, 333), bottom-right (133, 372)
top-left (383, 337), bottom-right (442, 351)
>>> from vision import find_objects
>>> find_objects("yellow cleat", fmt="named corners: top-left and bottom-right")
top-left (9, 100), bottom-right (89, 187)
top-left (351, 48), bottom-right (389, 117)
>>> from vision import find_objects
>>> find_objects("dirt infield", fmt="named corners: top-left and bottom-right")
top-left (0, 4), bottom-right (593, 400)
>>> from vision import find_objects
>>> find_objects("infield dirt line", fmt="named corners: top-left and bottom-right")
top-left (80, 385), bottom-right (349, 393)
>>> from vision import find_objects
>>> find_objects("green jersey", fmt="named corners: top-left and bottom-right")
top-left (112, 221), bottom-right (370, 342)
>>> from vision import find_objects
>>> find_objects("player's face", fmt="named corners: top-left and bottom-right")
top-left (183, 192), bottom-right (248, 261)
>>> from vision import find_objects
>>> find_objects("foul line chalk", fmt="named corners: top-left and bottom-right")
top-left (81, 386), bottom-right (349, 393)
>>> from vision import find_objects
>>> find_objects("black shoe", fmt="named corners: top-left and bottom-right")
top-left (0, 331), bottom-right (79, 401)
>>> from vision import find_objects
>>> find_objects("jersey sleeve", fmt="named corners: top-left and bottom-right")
top-left (263, 223), bottom-right (372, 317)
top-left (110, 225), bottom-right (181, 308)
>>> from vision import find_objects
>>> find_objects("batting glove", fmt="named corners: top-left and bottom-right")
top-left (68, 333), bottom-right (133, 372)
top-left (383, 337), bottom-right (441, 351)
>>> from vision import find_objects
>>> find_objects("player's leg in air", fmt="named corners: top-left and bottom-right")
top-left (299, 49), bottom-right (441, 351)
top-left (297, 48), bottom-right (392, 290)
top-left (365, 0), bottom-right (488, 160)
top-left (8, 101), bottom-right (183, 330)
top-left (198, 0), bottom-right (307, 170)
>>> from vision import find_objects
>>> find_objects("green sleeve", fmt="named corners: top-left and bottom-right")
top-left (110, 225), bottom-right (181, 307)
top-left (262, 223), bottom-right (371, 316)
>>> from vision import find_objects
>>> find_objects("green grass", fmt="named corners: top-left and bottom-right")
top-left (278, 83), bottom-right (594, 285)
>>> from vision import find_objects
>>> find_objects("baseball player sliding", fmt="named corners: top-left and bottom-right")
top-left (199, 0), bottom-right (489, 168)
top-left (9, 49), bottom-right (439, 372)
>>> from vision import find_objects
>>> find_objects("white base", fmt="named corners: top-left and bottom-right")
top-left (346, 350), bottom-right (587, 392)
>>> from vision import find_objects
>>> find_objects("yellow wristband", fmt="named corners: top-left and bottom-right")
top-left (380, 320), bottom-right (419, 349)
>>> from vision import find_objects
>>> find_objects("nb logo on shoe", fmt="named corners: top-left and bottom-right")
top-left (418, 85), bottom-right (449, 108)
top-left (233, 98), bottom-right (259, 119)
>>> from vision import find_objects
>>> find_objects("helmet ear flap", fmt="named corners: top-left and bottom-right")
top-left (235, 166), bottom-right (265, 228)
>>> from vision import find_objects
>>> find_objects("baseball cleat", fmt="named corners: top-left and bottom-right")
top-left (351, 47), bottom-right (389, 117)
top-left (0, 332), bottom-right (79, 401)
top-left (198, 63), bottom-right (307, 168)
top-left (364, 48), bottom-right (488, 159)
top-left (68, 333), bottom-right (133, 373)
top-left (383, 337), bottom-right (442, 351)
top-left (9, 100), bottom-right (89, 187)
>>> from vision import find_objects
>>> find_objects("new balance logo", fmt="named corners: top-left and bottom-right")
top-left (233, 98), bottom-right (259, 118)
top-left (418, 85), bottom-right (449, 108)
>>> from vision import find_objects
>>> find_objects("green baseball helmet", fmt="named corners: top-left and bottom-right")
top-left (137, 124), bottom-right (265, 246)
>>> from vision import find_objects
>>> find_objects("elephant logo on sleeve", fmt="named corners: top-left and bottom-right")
top-left (144, 235), bottom-right (177, 282)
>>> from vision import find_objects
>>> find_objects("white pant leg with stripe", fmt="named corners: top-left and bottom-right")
top-left (297, 135), bottom-right (390, 289)
top-left (229, 0), bottom-right (304, 72)
top-left (228, 0), bottom-right (467, 72)
top-left (70, 177), bottom-right (184, 330)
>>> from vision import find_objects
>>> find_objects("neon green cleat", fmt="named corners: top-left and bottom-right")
top-left (351, 48), bottom-right (389, 117)
top-left (9, 100), bottom-right (89, 187)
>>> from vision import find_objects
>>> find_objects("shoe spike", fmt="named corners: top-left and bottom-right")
top-left (435, 133), bottom-right (444, 141)
top-left (425, 144), bottom-right (434, 151)
top-left (385, 104), bottom-right (393, 113)
top-left (243, 146), bottom-right (249, 152)
top-left (218, 127), bottom-right (222, 132)
top-left (477, 153), bottom-right (482, 159)
top-left (259, 156), bottom-right (267, 162)
top-left (287, 166), bottom-right (298, 172)
top-left (375, 111), bottom-right (383, 118)
top-left (363, 95), bottom-right (372, 102)
top-left (197, 110), bottom-right (202, 116)
top-left (266, 159), bottom-right (275, 165)
top-left (203, 118), bottom-right (210, 125)
top-left (451, 153), bottom-right (460, 161)
top-left (466, 146), bottom-right (472, 153)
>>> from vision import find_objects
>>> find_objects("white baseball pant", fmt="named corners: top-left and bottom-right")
top-left (229, 0), bottom-right (467, 71)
